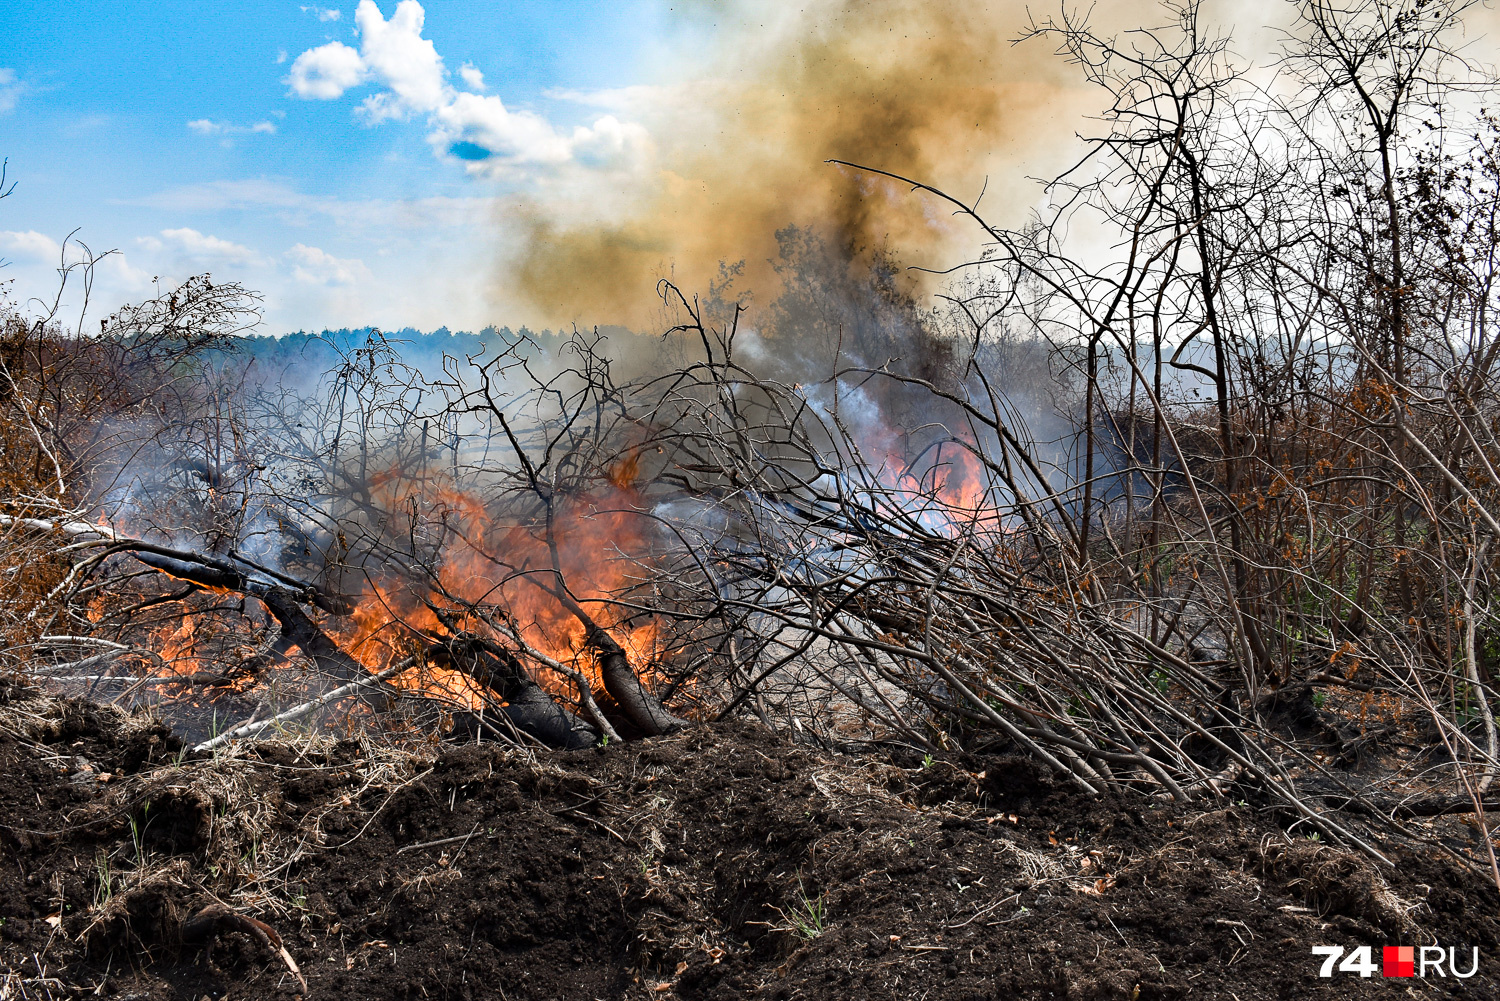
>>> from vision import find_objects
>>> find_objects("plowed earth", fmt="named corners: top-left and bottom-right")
top-left (1, 683), bottom-right (1496, 1000)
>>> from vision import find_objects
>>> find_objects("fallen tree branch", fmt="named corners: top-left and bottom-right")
top-left (429, 635), bottom-right (600, 750)
top-left (0, 511), bottom-right (352, 614)
top-left (194, 659), bottom-right (412, 752)
top-left (181, 902), bottom-right (305, 993)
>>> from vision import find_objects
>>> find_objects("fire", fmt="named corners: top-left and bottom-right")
top-left (82, 412), bottom-right (990, 727)
top-left (132, 591), bottom-right (267, 693)
top-left (156, 615), bottom-right (202, 675)
top-left (331, 428), bottom-right (1005, 721)
top-left (151, 607), bottom-right (262, 686)
top-left (326, 472), bottom-right (666, 712)
top-left (875, 439), bottom-right (1014, 539)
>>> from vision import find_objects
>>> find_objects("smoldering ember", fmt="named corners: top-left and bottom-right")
top-left (3, 2), bottom-right (1500, 999)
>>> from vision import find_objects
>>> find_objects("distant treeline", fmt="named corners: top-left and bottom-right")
top-left (228, 325), bottom-right (588, 376)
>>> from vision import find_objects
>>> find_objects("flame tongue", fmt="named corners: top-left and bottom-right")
top-left (329, 482), bottom-right (662, 710)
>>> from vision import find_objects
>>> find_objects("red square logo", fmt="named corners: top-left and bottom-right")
top-left (1383, 946), bottom-right (1414, 977)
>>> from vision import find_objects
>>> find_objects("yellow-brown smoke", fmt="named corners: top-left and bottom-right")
top-left (501, 0), bottom-right (1113, 329)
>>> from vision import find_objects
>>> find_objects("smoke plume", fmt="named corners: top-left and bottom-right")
top-left (501, 0), bottom-right (1105, 330)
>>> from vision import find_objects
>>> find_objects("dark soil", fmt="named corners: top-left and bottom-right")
top-left (2, 683), bottom-right (1498, 1000)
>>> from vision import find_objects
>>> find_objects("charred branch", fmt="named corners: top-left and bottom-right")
top-left (0, 511), bottom-right (352, 614)
top-left (428, 634), bottom-right (598, 750)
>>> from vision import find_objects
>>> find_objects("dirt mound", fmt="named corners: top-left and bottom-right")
top-left (0, 686), bottom-right (1496, 1000)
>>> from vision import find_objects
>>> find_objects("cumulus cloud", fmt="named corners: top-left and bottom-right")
top-left (352, 0), bottom-right (446, 120)
top-left (0, 230), bottom-right (154, 277)
top-left (285, 243), bottom-right (371, 286)
top-left (0, 232), bottom-right (153, 320)
top-left (139, 228), bottom-right (262, 267)
top-left (430, 92), bottom-right (573, 165)
top-left (458, 63), bottom-right (485, 91)
top-left (285, 1), bottom-right (649, 172)
top-left (0, 229), bottom-right (64, 270)
top-left (567, 115), bottom-right (652, 169)
top-left (301, 5), bottom-right (342, 21)
top-left (187, 119), bottom-right (277, 135)
top-left (97, 253), bottom-right (156, 294)
top-left (0, 230), bottom-right (64, 262)
top-left (0, 69), bottom-right (25, 115)
top-left (287, 41), bottom-right (367, 99)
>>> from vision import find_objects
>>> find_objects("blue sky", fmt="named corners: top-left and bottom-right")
top-left (0, 1), bottom-right (684, 332)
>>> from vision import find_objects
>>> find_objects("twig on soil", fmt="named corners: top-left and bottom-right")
top-left (194, 659), bottom-right (412, 752)
top-left (552, 801), bottom-right (626, 842)
top-left (945, 893), bottom-right (1021, 929)
top-left (396, 823), bottom-right (483, 855)
top-left (330, 766), bottom-right (435, 850)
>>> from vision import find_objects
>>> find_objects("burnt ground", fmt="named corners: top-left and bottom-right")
top-left (1, 684), bottom-right (1498, 1000)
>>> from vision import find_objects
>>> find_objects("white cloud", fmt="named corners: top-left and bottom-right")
top-left (128, 179), bottom-right (311, 212)
top-left (0, 234), bottom-right (154, 325)
top-left (97, 253), bottom-right (155, 294)
top-left (285, 1), bottom-right (652, 172)
top-left (353, 0), bottom-right (446, 120)
top-left (285, 243), bottom-right (371, 286)
top-left (143, 228), bottom-right (262, 267)
top-left (0, 69), bottom-right (24, 115)
top-left (301, 5), bottom-right (342, 21)
top-left (458, 62), bottom-right (485, 92)
top-left (4, 210), bottom-right (502, 334)
top-left (568, 115), bottom-right (652, 169)
top-left (287, 41), bottom-right (367, 99)
top-left (0, 230), bottom-right (154, 279)
top-left (431, 92), bottom-right (573, 165)
top-left (0, 230), bottom-right (63, 262)
top-left (187, 119), bottom-right (277, 135)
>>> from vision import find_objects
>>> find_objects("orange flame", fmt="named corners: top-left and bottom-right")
top-left (875, 440), bottom-right (1014, 539)
top-left (156, 615), bottom-right (203, 675)
top-left (327, 472), bottom-right (664, 710)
